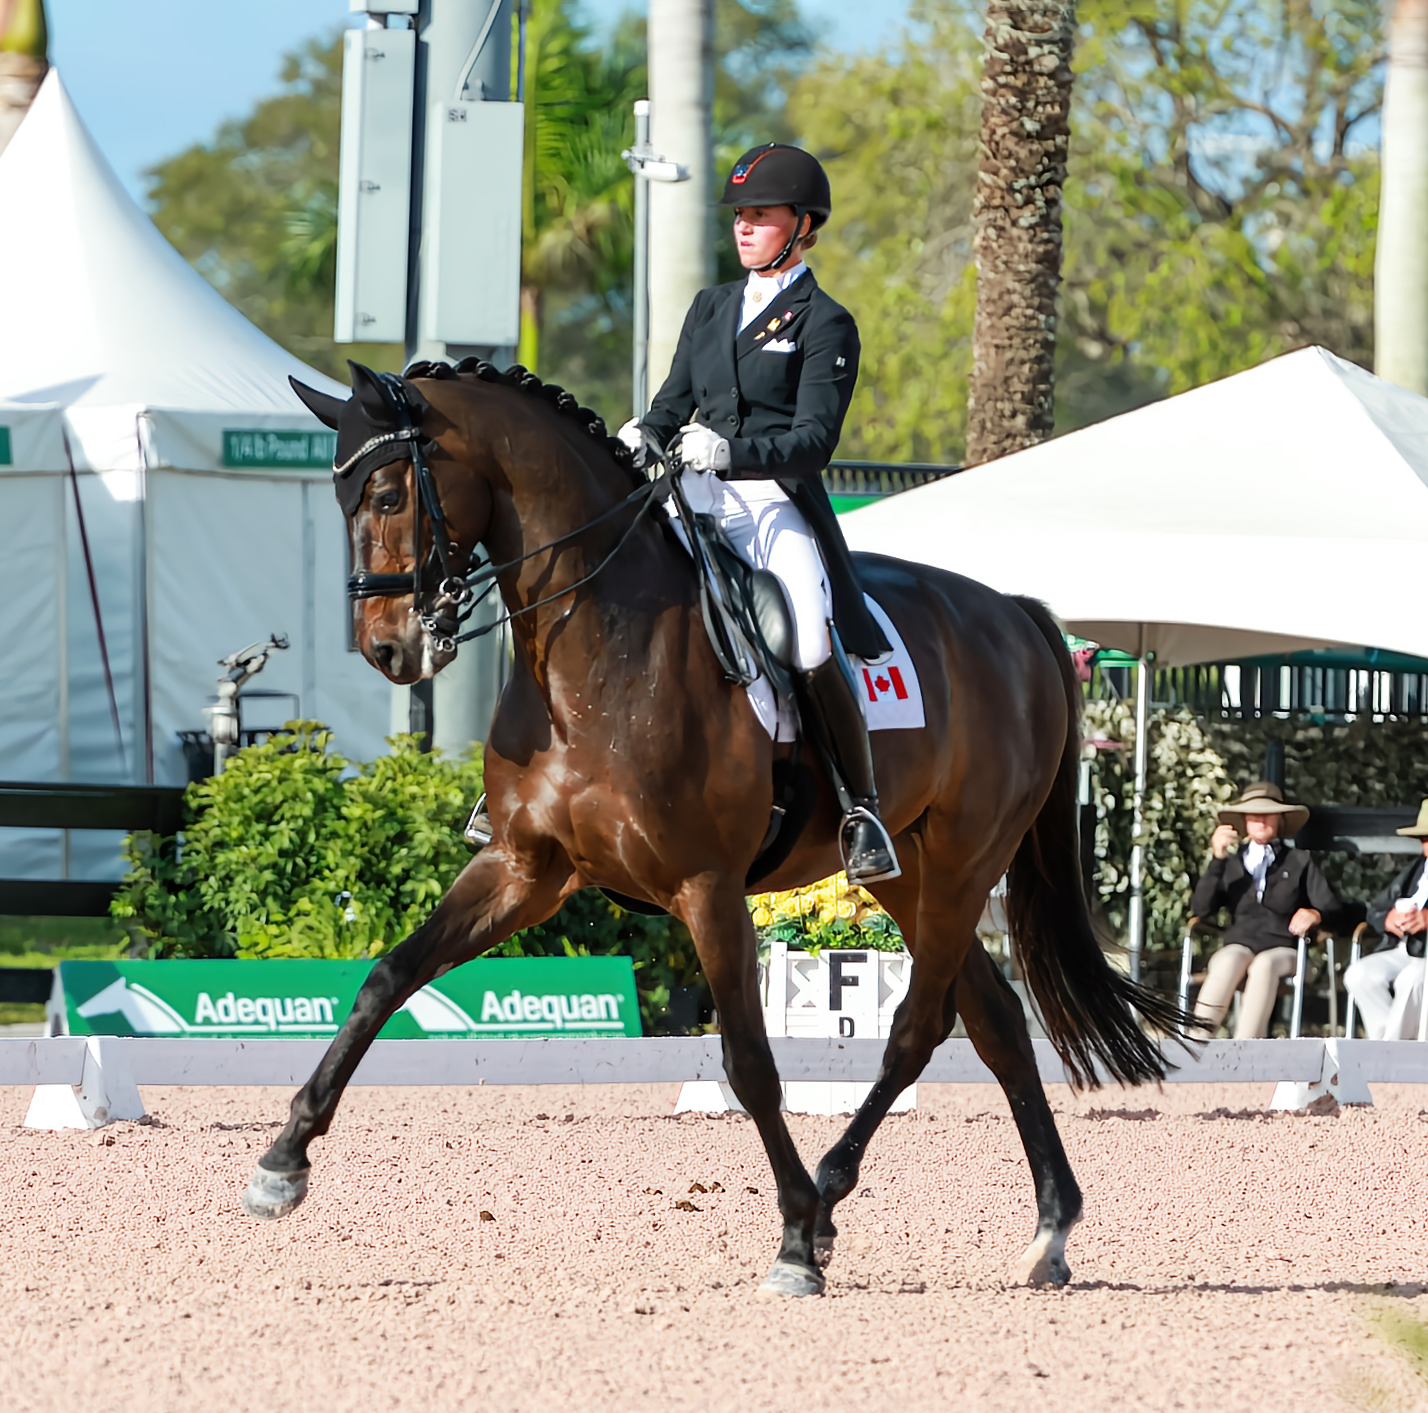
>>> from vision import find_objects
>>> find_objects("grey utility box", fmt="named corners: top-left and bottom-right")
top-left (422, 99), bottom-right (524, 348)
top-left (334, 26), bottom-right (416, 344)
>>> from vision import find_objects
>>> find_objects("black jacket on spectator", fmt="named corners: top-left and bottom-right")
top-left (639, 270), bottom-right (889, 660)
top-left (1366, 857), bottom-right (1428, 958)
top-left (1189, 843), bottom-right (1343, 955)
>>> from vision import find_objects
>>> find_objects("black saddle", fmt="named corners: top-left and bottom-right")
top-left (688, 510), bottom-right (797, 701)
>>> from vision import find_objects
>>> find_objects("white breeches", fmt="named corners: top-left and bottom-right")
top-left (1345, 941), bottom-right (1426, 1039)
top-left (677, 469), bottom-right (832, 670)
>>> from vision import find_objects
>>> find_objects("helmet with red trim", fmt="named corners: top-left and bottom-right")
top-left (719, 143), bottom-right (832, 228)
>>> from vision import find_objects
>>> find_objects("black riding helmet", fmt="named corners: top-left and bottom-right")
top-left (719, 143), bottom-right (832, 272)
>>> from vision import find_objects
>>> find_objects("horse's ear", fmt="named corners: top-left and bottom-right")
top-left (288, 377), bottom-right (346, 430)
top-left (348, 361), bottom-right (392, 424)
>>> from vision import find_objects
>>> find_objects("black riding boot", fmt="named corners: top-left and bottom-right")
top-left (796, 651), bottom-right (901, 885)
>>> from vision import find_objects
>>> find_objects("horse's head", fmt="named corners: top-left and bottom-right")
top-left (290, 362), bottom-right (493, 685)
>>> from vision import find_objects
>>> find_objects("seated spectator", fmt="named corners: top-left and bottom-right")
top-left (1189, 781), bottom-right (1343, 1039)
top-left (1343, 799), bottom-right (1428, 1040)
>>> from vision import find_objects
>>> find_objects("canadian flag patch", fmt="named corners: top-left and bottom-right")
top-left (850, 596), bottom-right (925, 732)
top-left (862, 665), bottom-right (908, 703)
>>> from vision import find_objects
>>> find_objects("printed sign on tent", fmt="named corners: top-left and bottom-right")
top-left (53, 958), bottom-right (641, 1040)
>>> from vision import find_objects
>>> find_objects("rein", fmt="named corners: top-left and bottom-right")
top-left (345, 375), bottom-right (672, 653)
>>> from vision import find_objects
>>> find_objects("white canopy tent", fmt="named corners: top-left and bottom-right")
top-left (843, 345), bottom-right (1428, 667)
top-left (842, 346), bottom-right (1428, 966)
top-left (0, 72), bottom-right (392, 881)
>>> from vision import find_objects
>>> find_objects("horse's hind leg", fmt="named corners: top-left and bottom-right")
top-left (241, 850), bottom-right (564, 1220)
top-left (957, 941), bottom-right (1083, 1287)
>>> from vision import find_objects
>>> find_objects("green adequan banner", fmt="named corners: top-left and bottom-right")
top-left (54, 958), bottom-right (641, 1040)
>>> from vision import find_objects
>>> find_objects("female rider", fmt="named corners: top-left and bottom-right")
top-left (619, 143), bottom-right (900, 886)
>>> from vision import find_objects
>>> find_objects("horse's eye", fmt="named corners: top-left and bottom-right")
top-left (375, 489), bottom-right (400, 512)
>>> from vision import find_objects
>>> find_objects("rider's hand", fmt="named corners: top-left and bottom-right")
top-left (616, 418), bottom-right (648, 469)
top-left (678, 422), bottom-right (731, 473)
top-left (1210, 823), bottom-right (1238, 860)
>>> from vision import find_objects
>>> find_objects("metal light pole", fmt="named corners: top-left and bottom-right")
top-left (1126, 646), bottom-right (1155, 981)
top-left (622, 100), bottom-right (688, 418)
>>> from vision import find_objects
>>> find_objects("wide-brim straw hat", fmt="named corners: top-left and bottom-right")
top-left (1217, 780), bottom-right (1309, 836)
top-left (1397, 799), bottom-right (1428, 837)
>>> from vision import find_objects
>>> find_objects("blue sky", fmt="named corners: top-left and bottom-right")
top-left (46, 0), bottom-right (911, 204)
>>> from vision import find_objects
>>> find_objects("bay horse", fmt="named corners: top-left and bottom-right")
top-left (242, 358), bottom-right (1183, 1297)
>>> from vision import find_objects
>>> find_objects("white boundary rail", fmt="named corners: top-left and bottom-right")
top-left (3, 1035), bottom-right (1422, 1127)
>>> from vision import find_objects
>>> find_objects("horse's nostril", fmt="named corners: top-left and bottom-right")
top-left (372, 639), bottom-right (397, 672)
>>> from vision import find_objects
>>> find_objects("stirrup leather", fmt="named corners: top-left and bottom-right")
top-left (839, 804), bottom-right (901, 884)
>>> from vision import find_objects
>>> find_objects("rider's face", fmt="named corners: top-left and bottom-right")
top-left (733, 205), bottom-right (806, 271)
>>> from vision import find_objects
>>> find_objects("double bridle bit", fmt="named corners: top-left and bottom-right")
top-left (344, 373), bottom-right (668, 654)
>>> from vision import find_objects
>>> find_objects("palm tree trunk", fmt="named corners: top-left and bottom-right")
top-left (965, 0), bottom-right (1076, 466)
top-left (1376, 0), bottom-right (1428, 395)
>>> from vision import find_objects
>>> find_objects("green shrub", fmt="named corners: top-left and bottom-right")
top-left (111, 722), bottom-right (707, 1030)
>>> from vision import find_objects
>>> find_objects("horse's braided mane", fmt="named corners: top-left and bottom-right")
top-left (403, 356), bottom-right (640, 482)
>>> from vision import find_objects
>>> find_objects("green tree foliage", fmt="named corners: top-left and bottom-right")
top-left (1063, 0), bottom-right (1383, 411)
top-left (785, 0), bottom-right (1383, 462)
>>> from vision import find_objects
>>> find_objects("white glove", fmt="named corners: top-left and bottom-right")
top-left (616, 417), bottom-right (648, 469)
top-left (677, 422), bottom-right (731, 473)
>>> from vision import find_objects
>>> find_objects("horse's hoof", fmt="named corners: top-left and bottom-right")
top-left (241, 1164), bottom-right (310, 1221)
top-left (758, 1258), bottom-right (825, 1298)
top-left (1011, 1225), bottom-right (1073, 1288)
top-left (813, 1221), bottom-right (838, 1269)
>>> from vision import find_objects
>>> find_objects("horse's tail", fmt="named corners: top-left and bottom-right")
top-left (1005, 596), bottom-right (1188, 1089)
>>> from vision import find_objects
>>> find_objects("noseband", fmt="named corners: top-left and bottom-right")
top-left (344, 373), bottom-right (478, 652)
top-left (344, 373), bottom-right (670, 654)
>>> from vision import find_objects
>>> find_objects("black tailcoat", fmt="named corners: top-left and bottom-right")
top-left (640, 270), bottom-right (890, 660)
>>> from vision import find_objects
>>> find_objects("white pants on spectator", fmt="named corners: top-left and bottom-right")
top-left (1345, 942), bottom-right (1426, 1040)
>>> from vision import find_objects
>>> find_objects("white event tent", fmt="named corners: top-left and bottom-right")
top-left (843, 345), bottom-right (1428, 668)
top-left (0, 72), bottom-right (392, 880)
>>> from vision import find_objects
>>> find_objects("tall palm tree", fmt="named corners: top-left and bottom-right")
top-left (0, 0), bottom-right (47, 155)
top-left (1377, 0), bottom-right (1428, 396)
top-left (965, 0), bottom-right (1076, 466)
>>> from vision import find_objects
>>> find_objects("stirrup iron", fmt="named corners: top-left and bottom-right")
top-left (839, 803), bottom-right (901, 885)
top-left (464, 792), bottom-right (493, 848)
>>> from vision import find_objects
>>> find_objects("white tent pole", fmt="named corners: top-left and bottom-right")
top-left (1126, 645), bottom-right (1154, 981)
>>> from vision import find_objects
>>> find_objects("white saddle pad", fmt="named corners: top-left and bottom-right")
top-left (747, 594), bottom-right (926, 741)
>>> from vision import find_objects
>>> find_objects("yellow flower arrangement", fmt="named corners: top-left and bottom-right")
top-left (747, 872), bottom-right (904, 952)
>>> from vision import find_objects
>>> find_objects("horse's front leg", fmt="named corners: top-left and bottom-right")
top-left (241, 846), bottom-right (566, 1220)
top-left (679, 878), bottom-right (823, 1297)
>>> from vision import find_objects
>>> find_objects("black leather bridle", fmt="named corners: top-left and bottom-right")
top-left (342, 373), bottom-right (669, 654)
